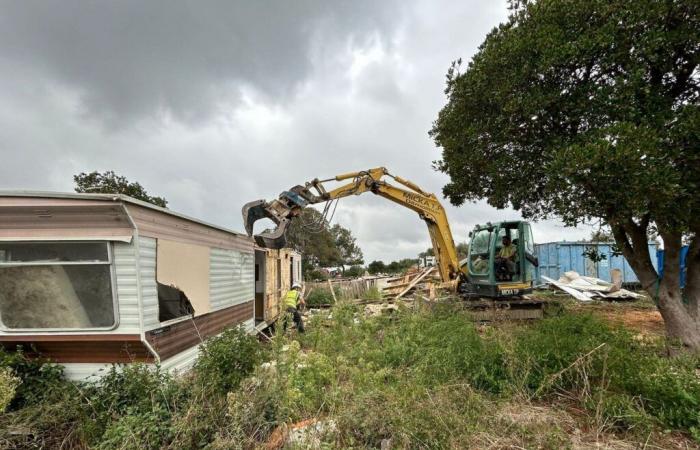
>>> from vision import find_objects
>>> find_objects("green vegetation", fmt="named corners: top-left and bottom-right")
top-left (1, 306), bottom-right (699, 448)
top-left (305, 287), bottom-right (338, 307)
top-left (431, 0), bottom-right (700, 349)
top-left (286, 208), bottom-right (364, 280)
top-left (367, 258), bottom-right (418, 275)
top-left (74, 171), bottom-right (168, 208)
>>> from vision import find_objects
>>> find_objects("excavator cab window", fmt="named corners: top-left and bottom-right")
top-left (494, 226), bottom-right (520, 281)
top-left (468, 228), bottom-right (492, 275)
top-left (520, 223), bottom-right (537, 281)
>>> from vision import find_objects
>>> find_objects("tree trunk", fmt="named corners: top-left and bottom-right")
top-left (612, 222), bottom-right (700, 351)
top-left (655, 235), bottom-right (700, 349)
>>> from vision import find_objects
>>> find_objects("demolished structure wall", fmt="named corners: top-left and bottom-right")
top-left (255, 247), bottom-right (302, 325)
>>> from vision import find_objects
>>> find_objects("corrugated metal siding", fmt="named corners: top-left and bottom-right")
top-left (113, 242), bottom-right (141, 332)
top-left (62, 363), bottom-right (114, 382)
top-left (138, 237), bottom-right (160, 330)
top-left (657, 246), bottom-right (689, 288)
top-left (210, 248), bottom-right (255, 311)
top-left (535, 242), bottom-right (658, 284)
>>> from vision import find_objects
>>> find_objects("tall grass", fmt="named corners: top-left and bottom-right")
top-left (1, 306), bottom-right (698, 448)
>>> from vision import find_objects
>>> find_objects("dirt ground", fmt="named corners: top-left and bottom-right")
top-left (537, 290), bottom-right (667, 336)
top-left (593, 306), bottom-right (666, 336)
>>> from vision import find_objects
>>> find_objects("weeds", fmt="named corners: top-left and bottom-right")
top-left (1, 305), bottom-right (698, 448)
top-left (305, 287), bottom-right (336, 307)
top-left (194, 325), bottom-right (265, 395)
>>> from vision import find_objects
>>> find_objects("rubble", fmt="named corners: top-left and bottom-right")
top-left (542, 271), bottom-right (644, 301)
top-left (364, 303), bottom-right (399, 317)
top-left (382, 266), bottom-right (448, 299)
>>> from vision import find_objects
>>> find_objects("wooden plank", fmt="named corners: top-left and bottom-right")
top-left (327, 279), bottom-right (338, 302)
top-left (395, 268), bottom-right (435, 299)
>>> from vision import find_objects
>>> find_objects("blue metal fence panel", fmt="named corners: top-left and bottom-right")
top-left (535, 241), bottom-right (658, 284)
top-left (656, 246), bottom-right (688, 288)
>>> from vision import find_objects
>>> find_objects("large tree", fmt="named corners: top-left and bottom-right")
top-left (431, 0), bottom-right (700, 349)
top-left (74, 171), bottom-right (168, 208)
top-left (330, 224), bottom-right (364, 272)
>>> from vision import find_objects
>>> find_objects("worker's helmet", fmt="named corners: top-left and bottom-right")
top-left (292, 282), bottom-right (302, 290)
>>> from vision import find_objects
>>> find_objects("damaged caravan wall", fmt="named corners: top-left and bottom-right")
top-left (157, 282), bottom-right (194, 322)
top-left (156, 239), bottom-right (210, 319)
top-left (0, 242), bottom-right (115, 329)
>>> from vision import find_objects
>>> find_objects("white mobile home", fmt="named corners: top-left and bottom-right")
top-left (0, 191), bottom-right (256, 380)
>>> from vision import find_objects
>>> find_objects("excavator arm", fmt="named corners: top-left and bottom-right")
top-left (242, 167), bottom-right (463, 282)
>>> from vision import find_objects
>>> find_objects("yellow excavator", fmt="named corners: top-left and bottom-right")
top-left (243, 167), bottom-right (542, 317)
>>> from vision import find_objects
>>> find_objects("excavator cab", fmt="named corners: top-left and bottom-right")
top-left (465, 221), bottom-right (538, 298)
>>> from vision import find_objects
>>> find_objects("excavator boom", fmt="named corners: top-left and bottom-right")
top-left (242, 167), bottom-right (463, 282)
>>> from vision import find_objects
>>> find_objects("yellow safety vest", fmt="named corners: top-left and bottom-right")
top-left (499, 244), bottom-right (516, 259)
top-left (284, 289), bottom-right (300, 308)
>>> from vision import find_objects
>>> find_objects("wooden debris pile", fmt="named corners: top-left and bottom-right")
top-left (381, 266), bottom-right (449, 300)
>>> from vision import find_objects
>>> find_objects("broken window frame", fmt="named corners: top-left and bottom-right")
top-left (0, 241), bottom-right (119, 332)
top-left (154, 239), bottom-right (197, 327)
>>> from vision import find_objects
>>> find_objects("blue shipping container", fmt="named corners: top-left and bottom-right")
top-left (656, 246), bottom-right (688, 288)
top-left (535, 241), bottom-right (658, 285)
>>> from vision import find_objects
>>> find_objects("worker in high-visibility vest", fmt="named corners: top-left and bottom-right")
top-left (284, 282), bottom-right (306, 332)
top-left (495, 235), bottom-right (517, 280)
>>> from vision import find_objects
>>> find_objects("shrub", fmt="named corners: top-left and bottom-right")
top-left (97, 406), bottom-right (172, 450)
top-left (305, 268), bottom-right (329, 281)
top-left (82, 363), bottom-right (181, 445)
top-left (194, 325), bottom-right (264, 394)
top-left (344, 265), bottom-right (365, 278)
top-left (0, 367), bottom-right (21, 412)
top-left (305, 287), bottom-right (338, 307)
top-left (0, 347), bottom-right (68, 409)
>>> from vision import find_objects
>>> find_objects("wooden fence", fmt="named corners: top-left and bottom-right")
top-left (305, 276), bottom-right (389, 300)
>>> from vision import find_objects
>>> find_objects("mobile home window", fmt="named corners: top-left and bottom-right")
top-left (0, 242), bottom-right (116, 330)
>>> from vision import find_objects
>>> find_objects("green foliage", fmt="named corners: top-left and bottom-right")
top-left (331, 223), bottom-right (364, 267)
top-left (304, 267), bottom-right (330, 281)
top-left (431, 0), bottom-right (700, 342)
top-left (194, 325), bottom-right (265, 395)
top-left (0, 367), bottom-right (21, 412)
top-left (0, 347), bottom-right (67, 409)
top-left (74, 170), bottom-right (168, 207)
top-left (367, 260), bottom-right (386, 274)
top-left (287, 208), bottom-right (340, 268)
top-left (305, 287), bottom-right (337, 307)
top-left (97, 406), bottom-right (172, 450)
top-left (386, 258), bottom-right (418, 274)
top-left (287, 208), bottom-right (364, 273)
top-left (81, 364), bottom-right (181, 445)
top-left (432, 0), bottom-right (699, 229)
top-left (343, 264), bottom-right (364, 278)
top-left (368, 258), bottom-right (417, 274)
top-left (2, 306), bottom-right (699, 448)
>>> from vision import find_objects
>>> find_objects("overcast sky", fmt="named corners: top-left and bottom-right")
top-left (0, 0), bottom-right (594, 262)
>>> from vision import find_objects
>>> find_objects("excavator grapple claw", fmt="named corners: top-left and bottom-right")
top-left (241, 199), bottom-right (290, 249)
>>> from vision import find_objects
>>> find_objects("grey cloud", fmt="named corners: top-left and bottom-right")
top-left (0, 0), bottom-right (594, 263)
top-left (0, 0), bottom-right (399, 127)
